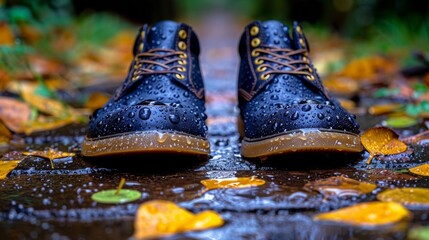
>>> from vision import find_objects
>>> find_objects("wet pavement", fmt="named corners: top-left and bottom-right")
top-left (1, 14), bottom-right (429, 239)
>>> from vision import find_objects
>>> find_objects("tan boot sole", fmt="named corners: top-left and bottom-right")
top-left (82, 131), bottom-right (210, 157)
top-left (241, 128), bottom-right (363, 158)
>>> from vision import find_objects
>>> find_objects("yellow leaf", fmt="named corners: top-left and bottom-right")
top-left (23, 116), bottom-right (76, 135)
top-left (360, 126), bottom-right (408, 164)
top-left (409, 164), bottom-right (429, 177)
top-left (23, 148), bottom-right (75, 169)
top-left (377, 188), bottom-right (429, 207)
top-left (179, 210), bottom-right (224, 232)
top-left (368, 103), bottom-right (403, 116)
top-left (21, 89), bottom-right (71, 117)
top-left (0, 121), bottom-right (12, 144)
top-left (0, 160), bottom-right (21, 179)
top-left (314, 202), bottom-right (410, 226)
top-left (304, 176), bottom-right (376, 197)
top-left (0, 22), bottom-right (15, 45)
top-left (84, 92), bottom-right (110, 110)
top-left (0, 97), bottom-right (31, 133)
top-left (200, 176), bottom-right (265, 190)
top-left (133, 200), bottom-right (223, 239)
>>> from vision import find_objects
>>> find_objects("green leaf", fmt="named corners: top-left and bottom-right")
top-left (8, 6), bottom-right (33, 23)
top-left (406, 104), bottom-right (423, 117)
top-left (385, 116), bottom-right (418, 128)
top-left (91, 189), bottom-right (141, 204)
top-left (373, 88), bottom-right (399, 98)
top-left (409, 226), bottom-right (429, 240)
top-left (420, 101), bottom-right (429, 113)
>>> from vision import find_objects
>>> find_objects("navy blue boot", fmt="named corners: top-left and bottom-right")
top-left (82, 21), bottom-right (209, 157)
top-left (237, 20), bottom-right (362, 158)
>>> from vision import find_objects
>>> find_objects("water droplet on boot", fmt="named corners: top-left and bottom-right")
top-left (302, 105), bottom-right (311, 112)
top-left (128, 112), bottom-right (135, 118)
top-left (291, 112), bottom-right (299, 120)
top-left (97, 121), bottom-right (103, 126)
top-left (139, 107), bottom-right (151, 120)
top-left (156, 132), bottom-right (167, 143)
top-left (169, 114), bottom-right (180, 124)
top-left (317, 113), bottom-right (325, 120)
top-left (270, 95), bottom-right (279, 100)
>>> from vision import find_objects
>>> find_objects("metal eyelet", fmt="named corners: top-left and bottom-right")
top-left (302, 56), bottom-right (309, 63)
top-left (180, 53), bottom-right (187, 58)
top-left (178, 29), bottom-right (187, 39)
top-left (296, 26), bottom-right (302, 34)
top-left (256, 66), bottom-right (266, 72)
top-left (177, 67), bottom-right (186, 72)
top-left (140, 31), bottom-right (145, 39)
top-left (132, 75), bottom-right (140, 81)
top-left (138, 43), bottom-right (144, 52)
top-left (254, 58), bottom-right (264, 65)
top-left (306, 75), bottom-right (315, 81)
top-left (251, 38), bottom-right (260, 48)
top-left (299, 38), bottom-right (306, 47)
top-left (178, 41), bottom-right (187, 50)
top-left (175, 73), bottom-right (185, 80)
top-left (261, 74), bottom-right (270, 80)
top-left (251, 49), bottom-right (260, 57)
top-left (250, 26), bottom-right (259, 36)
top-left (309, 68), bottom-right (313, 73)
top-left (178, 60), bottom-right (187, 65)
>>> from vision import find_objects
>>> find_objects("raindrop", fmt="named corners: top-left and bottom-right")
top-left (183, 92), bottom-right (189, 97)
top-left (169, 114), bottom-right (180, 124)
top-left (291, 111), bottom-right (299, 120)
top-left (316, 104), bottom-right (324, 109)
top-left (97, 121), bottom-right (103, 126)
top-left (301, 105), bottom-right (311, 112)
top-left (270, 95), bottom-right (279, 100)
top-left (139, 107), bottom-right (151, 120)
top-left (274, 39), bottom-right (280, 44)
top-left (156, 132), bottom-right (168, 143)
top-left (128, 112), bottom-right (135, 118)
top-left (317, 113), bottom-right (325, 120)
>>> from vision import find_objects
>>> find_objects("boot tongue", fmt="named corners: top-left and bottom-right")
top-left (259, 20), bottom-right (293, 49)
top-left (144, 20), bottom-right (180, 50)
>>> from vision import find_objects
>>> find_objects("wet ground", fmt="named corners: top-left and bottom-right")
top-left (1, 14), bottom-right (429, 240)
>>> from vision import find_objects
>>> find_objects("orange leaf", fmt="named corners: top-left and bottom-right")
top-left (377, 188), bottom-right (429, 207)
top-left (23, 148), bottom-right (75, 169)
top-left (84, 92), bottom-right (110, 110)
top-left (0, 160), bottom-right (21, 179)
top-left (409, 164), bottom-right (429, 177)
top-left (0, 121), bottom-right (12, 144)
top-left (201, 176), bottom-right (265, 190)
top-left (0, 22), bottom-right (15, 45)
top-left (0, 97), bottom-right (31, 133)
top-left (360, 127), bottom-right (407, 164)
top-left (133, 200), bottom-right (223, 239)
top-left (304, 176), bottom-right (376, 197)
top-left (368, 103), bottom-right (404, 116)
top-left (314, 202), bottom-right (410, 226)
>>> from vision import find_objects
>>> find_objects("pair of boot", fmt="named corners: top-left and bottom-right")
top-left (81, 20), bottom-right (362, 159)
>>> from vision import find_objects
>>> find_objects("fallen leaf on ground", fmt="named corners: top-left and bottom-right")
top-left (314, 202), bottom-right (410, 226)
top-left (409, 164), bottom-right (429, 177)
top-left (361, 126), bottom-right (408, 164)
top-left (401, 130), bottom-right (429, 145)
top-left (23, 148), bottom-right (75, 169)
top-left (133, 200), bottom-right (223, 239)
top-left (84, 92), bottom-right (110, 110)
top-left (0, 121), bottom-right (12, 145)
top-left (384, 116), bottom-right (418, 128)
top-left (23, 116), bottom-right (78, 135)
top-left (408, 226), bottom-right (429, 240)
top-left (304, 176), bottom-right (376, 197)
top-left (0, 22), bottom-right (15, 45)
top-left (377, 188), bottom-right (429, 207)
top-left (323, 77), bottom-right (360, 95)
top-left (368, 103), bottom-right (404, 116)
top-left (21, 88), bottom-right (72, 118)
top-left (0, 160), bottom-right (21, 179)
top-left (338, 56), bottom-right (397, 83)
top-left (0, 97), bottom-right (32, 133)
top-left (201, 176), bottom-right (265, 190)
top-left (91, 177), bottom-right (141, 204)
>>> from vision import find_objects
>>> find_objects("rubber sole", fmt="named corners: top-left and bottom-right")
top-left (81, 131), bottom-right (210, 157)
top-left (241, 128), bottom-right (363, 158)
